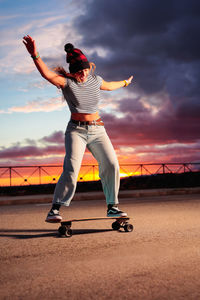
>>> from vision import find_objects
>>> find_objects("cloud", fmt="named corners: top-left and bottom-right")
top-left (0, 96), bottom-right (66, 114)
top-left (40, 131), bottom-right (64, 144)
top-left (71, 0), bottom-right (200, 99)
top-left (0, 124), bottom-right (199, 166)
top-left (78, 2), bottom-right (197, 73)
top-left (0, 10), bottom-right (82, 74)
top-left (0, 131), bottom-right (65, 163)
top-left (102, 96), bottom-right (200, 147)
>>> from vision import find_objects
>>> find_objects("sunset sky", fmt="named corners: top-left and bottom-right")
top-left (0, 0), bottom-right (200, 167)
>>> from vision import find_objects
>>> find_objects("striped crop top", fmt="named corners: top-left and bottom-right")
top-left (62, 74), bottom-right (103, 114)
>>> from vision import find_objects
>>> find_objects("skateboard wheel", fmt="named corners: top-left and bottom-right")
top-left (58, 226), bottom-right (72, 237)
top-left (65, 229), bottom-right (73, 237)
top-left (112, 221), bottom-right (121, 231)
top-left (124, 224), bottom-right (134, 232)
top-left (58, 225), bottom-right (67, 236)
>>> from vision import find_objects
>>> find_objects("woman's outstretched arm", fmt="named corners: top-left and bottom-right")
top-left (22, 35), bottom-right (66, 88)
top-left (100, 76), bottom-right (133, 91)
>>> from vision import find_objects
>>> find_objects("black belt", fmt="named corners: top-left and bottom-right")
top-left (71, 118), bottom-right (104, 126)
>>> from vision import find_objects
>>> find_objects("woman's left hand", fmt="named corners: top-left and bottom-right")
top-left (125, 75), bottom-right (133, 86)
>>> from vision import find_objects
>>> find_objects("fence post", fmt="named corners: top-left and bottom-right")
top-left (93, 165), bottom-right (95, 181)
top-left (39, 166), bottom-right (41, 185)
top-left (162, 164), bottom-right (165, 174)
top-left (9, 167), bottom-right (12, 186)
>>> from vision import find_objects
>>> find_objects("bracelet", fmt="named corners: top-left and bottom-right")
top-left (31, 53), bottom-right (40, 60)
top-left (124, 80), bottom-right (128, 87)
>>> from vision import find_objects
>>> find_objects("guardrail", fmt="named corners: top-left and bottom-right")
top-left (0, 163), bottom-right (199, 187)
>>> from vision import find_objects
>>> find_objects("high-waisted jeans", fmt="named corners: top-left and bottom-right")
top-left (53, 120), bottom-right (120, 206)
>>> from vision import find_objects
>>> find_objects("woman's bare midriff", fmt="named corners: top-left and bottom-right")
top-left (71, 112), bottom-right (100, 121)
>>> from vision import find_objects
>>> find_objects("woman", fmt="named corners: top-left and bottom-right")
top-left (23, 35), bottom-right (133, 222)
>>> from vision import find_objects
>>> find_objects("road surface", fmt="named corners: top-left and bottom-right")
top-left (0, 194), bottom-right (200, 299)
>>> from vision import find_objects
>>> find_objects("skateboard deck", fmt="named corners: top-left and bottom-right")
top-left (57, 216), bottom-right (134, 237)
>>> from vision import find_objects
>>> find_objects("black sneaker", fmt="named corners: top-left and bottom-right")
top-left (107, 206), bottom-right (127, 217)
top-left (45, 209), bottom-right (62, 223)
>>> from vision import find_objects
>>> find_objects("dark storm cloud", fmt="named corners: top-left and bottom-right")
top-left (100, 92), bottom-right (200, 151)
top-left (73, 0), bottom-right (200, 96)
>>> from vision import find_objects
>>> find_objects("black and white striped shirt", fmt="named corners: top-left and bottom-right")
top-left (62, 74), bottom-right (103, 113)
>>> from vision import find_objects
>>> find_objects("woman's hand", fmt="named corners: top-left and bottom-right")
top-left (125, 75), bottom-right (133, 86)
top-left (22, 35), bottom-right (37, 57)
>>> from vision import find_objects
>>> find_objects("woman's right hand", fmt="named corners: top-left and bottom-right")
top-left (22, 35), bottom-right (37, 57)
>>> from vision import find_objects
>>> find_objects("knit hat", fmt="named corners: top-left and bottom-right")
top-left (64, 43), bottom-right (90, 73)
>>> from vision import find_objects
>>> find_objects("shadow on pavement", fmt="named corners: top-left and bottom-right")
top-left (0, 228), bottom-right (113, 239)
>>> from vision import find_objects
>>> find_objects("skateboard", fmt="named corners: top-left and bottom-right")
top-left (57, 217), bottom-right (134, 237)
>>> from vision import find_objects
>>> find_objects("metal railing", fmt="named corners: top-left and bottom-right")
top-left (0, 163), bottom-right (199, 187)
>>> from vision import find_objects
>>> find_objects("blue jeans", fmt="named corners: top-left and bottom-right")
top-left (53, 120), bottom-right (120, 206)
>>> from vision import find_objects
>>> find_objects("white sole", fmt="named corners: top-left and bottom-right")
top-left (107, 214), bottom-right (127, 218)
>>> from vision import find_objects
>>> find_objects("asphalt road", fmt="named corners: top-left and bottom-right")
top-left (0, 194), bottom-right (200, 300)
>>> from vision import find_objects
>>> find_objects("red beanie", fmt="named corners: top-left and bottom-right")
top-left (64, 43), bottom-right (90, 73)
